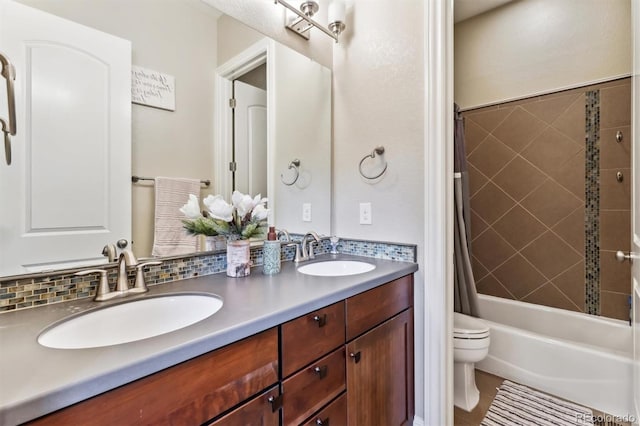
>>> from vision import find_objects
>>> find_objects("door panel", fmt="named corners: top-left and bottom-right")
top-left (633, 0), bottom-right (640, 418)
top-left (233, 80), bottom-right (266, 197)
top-left (0, 0), bottom-right (131, 275)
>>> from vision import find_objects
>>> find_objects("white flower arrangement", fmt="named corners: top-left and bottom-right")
top-left (180, 191), bottom-right (269, 240)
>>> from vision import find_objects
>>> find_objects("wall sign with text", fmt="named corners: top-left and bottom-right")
top-left (131, 65), bottom-right (175, 111)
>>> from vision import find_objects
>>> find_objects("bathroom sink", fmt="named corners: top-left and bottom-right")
top-left (38, 293), bottom-right (223, 349)
top-left (297, 260), bottom-right (376, 277)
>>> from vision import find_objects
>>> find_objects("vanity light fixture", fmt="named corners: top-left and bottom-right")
top-left (274, 0), bottom-right (347, 43)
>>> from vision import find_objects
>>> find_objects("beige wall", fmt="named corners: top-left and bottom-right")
top-left (204, 0), bottom-right (332, 69)
top-left (18, 0), bottom-right (220, 257)
top-left (332, 0), bottom-right (426, 419)
top-left (455, 0), bottom-right (632, 109)
top-left (217, 13), bottom-right (265, 66)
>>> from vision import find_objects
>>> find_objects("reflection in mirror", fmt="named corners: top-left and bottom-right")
top-left (0, 0), bottom-right (332, 278)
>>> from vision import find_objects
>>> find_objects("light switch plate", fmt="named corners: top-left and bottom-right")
top-left (302, 203), bottom-right (312, 222)
top-left (359, 202), bottom-right (372, 225)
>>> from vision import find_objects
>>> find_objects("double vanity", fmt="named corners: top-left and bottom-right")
top-left (0, 254), bottom-right (417, 425)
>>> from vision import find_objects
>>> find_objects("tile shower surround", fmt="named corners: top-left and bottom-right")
top-left (0, 237), bottom-right (417, 313)
top-left (464, 78), bottom-right (631, 320)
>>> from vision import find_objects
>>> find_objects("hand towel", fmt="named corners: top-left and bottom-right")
top-left (151, 177), bottom-right (201, 257)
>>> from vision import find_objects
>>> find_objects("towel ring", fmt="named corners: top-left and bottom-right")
top-left (281, 159), bottom-right (301, 186)
top-left (359, 146), bottom-right (387, 180)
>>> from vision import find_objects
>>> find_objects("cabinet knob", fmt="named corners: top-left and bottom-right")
top-left (313, 313), bottom-right (327, 327)
top-left (316, 417), bottom-right (330, 426)
top-left (349, 351), bottom-right (361, 363)
top-left (267, 394), bottom-right (283, 412)
top-left (312, 365), bottom-right (328, 379)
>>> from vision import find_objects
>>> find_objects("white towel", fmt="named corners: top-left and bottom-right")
top-left (151, 177), bottom-right (202, 257)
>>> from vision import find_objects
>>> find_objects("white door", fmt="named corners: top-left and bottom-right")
top-left (633, 0), bottom-right (640, 419)
top-left (233, 80), bottom-right (267, 197)
top-left (0, 0), bottom-right (131, 275)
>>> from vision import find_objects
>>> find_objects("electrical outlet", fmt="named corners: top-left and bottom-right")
top-left (302, 203), bottom-right (312, 222)
top-left (359, 202), bottom-right (372, 225)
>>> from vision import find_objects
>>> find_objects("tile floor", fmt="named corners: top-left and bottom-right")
top-left (453, 370), bottom-right (632, 426)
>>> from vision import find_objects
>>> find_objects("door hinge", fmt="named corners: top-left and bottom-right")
top-left (229, 161), bottom-right (237, 172)
top-left (229, 98), bottom-right (236, 108)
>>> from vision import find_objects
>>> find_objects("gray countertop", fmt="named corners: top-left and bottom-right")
top-left (0, 254), bottom-right (417, 426)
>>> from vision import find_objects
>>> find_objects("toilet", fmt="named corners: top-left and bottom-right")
top-left (453, 312), bottom-right (491, 412)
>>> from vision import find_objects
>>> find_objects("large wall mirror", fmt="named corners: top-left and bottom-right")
top-left (0, 0), bottom-right (332, 278)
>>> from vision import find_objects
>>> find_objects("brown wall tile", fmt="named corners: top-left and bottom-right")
top-left (492, 156), bottom-right (546, 202)
top-left (551, 208), bottom-right (585, 253)
top-left (600, 210), bottom-right (631, 251)
top-left (521, 179), bottom-right (582, 228)
top-left (601, 83), bottom-right (631, 128)
top-left (550, 261), bottom-right (585, 312)
top-left (492, 107), bottom-right (547, 153)
top-left (465, 106), bottom-right (514, 133)
top-left (468, 135), bottom-right (517, 179)
top-left (476, 273), bottom-right (515, 299)
top-left (472, 228), bottom-right (516, 272)
top-left (520, 231), bottom-right (582, 279)
top-left (600, 126), bottom-right (631, 169)
top-left (600, 291), bottom-right (631, 321)
top-left (492, 205), bottom-right (546, 251)
top-left (471, 182), bottom-right (516, 225)
top-left (520, 127), bottom-right (582, 176)
top-left (549, 95), bottom-right (586, 144)
top-left (600, 250), bottom-right (631, 293)
top-left (492, 254), bottom-right (547, 299)
top-left (522, 93), bottom-right (580, 125)
top-left (522, 282), bottom-right (580, 312)
top-left (600, 168), bottom-right (631, 210)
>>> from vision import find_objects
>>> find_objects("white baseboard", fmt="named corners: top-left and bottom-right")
top-left (413, 415), bottom-right (425, 426)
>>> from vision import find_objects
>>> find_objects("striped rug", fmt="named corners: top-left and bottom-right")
top-left (481, 380), bottom-right (594, 426)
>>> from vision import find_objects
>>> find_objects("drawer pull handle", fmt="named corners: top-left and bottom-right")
top-left (267, 394), bottom-right (283, 412)
top-left (349, 351), bottom-right (361, 363)
top-left (316, 417), bottom-right (330, 426)
top-left (313, 365), bottom-right (328, 379)
top-left (313, 314), bottom-right (327, 327)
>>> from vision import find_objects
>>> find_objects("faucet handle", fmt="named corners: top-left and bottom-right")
top-left (286, 242), bottom-right (304, 263)
top-left (308, 241), bottom-right (317, 259)
top-left (130, 261), bottom-right (162, 293)
top-left (75, 269), bottom-right (110, 301)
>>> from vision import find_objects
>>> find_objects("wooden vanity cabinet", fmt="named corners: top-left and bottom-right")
top-left (27, 328), bottom-right (279, 426)
top-left (26, 274), bottom-right (414, 426)
top-left (345, 275), bottom-right (414, 426)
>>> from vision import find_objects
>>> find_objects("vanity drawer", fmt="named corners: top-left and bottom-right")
top-left (346, 274), bottom-right (413, 340)
top-left (301, 392), bottom-right (347, 426)
top-left (282, 347), bottom-right (346, 425)
top-left (27, 328), bottom-right (279, 426)
top-left (281, 301), bottom-right (345, 377)
top-left (208, 385), bottom-right (280, 426)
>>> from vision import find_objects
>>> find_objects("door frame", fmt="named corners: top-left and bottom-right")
top-left (423, 1), bottom-right (454, 425)
top-left (214, 39), bottom-right (274, 211)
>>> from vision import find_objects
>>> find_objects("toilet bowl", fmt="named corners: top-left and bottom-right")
top-left (453, 312), bottom-right (490, 412)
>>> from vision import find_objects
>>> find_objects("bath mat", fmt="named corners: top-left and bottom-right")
top-left (481, 380), bottom-right (594, 426)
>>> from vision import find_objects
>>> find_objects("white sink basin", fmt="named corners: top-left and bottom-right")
top-left (297, 260), bottom-right (376, 277)
top-left (38, 293), bottom-right (223, 349)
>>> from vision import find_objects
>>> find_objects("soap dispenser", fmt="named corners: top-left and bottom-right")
top-left (263, 226), bottom-right (281, 275)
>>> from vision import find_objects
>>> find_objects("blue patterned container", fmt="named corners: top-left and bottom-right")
top-left (262, 240), bottom-right (281, 275)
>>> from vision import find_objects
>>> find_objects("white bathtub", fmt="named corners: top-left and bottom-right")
top-left (475, 294), bottom-right (634, 417)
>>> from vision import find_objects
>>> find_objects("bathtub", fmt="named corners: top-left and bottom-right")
top-left (475, 294), bottom-right (634, 418)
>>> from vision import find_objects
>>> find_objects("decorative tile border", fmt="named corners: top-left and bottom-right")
top-left (0, 237), bottom-right (416, 313)
top-left (585, 90), bottom-right (600, 315)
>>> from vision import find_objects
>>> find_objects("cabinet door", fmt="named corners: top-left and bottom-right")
top-left (209, 385), bottom-right (280, 426)
top-left (346, 309), bottom-right (414, 426)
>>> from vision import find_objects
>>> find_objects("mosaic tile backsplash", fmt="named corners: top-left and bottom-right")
top-left (0, 237), bottom-right (416, 313)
